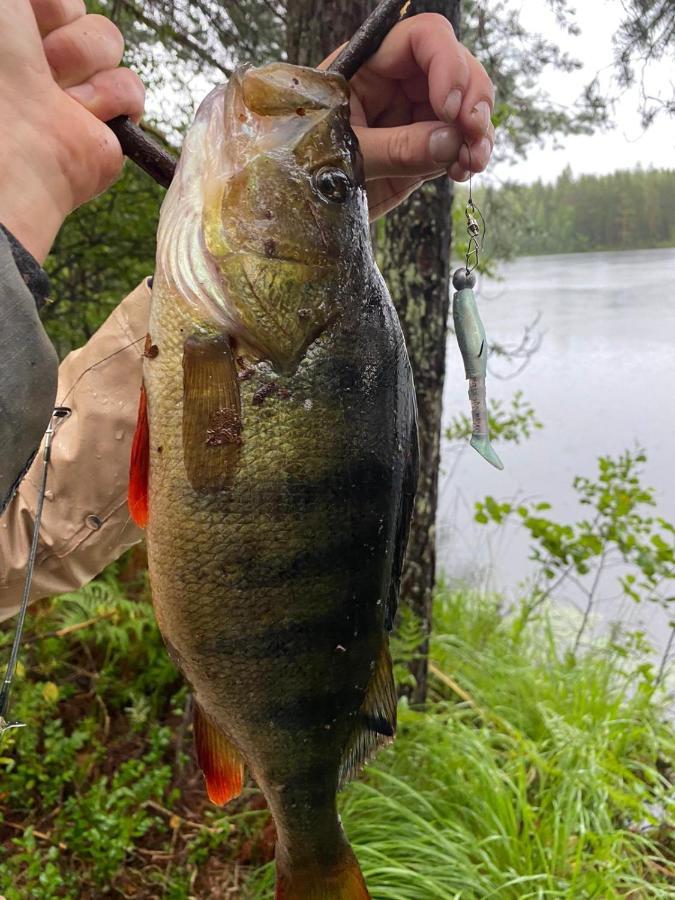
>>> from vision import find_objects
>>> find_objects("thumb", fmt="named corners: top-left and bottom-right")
top-left (353, 121), bottom-right (462, 180)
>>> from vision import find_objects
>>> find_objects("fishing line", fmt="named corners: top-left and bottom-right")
top-left (0, 330), bottom-right (147, 738)
top-left (0, 407), bottom-right (71, 737)
top-left (450, 143), bottom-right (503, 470)
top-left (59, 335), bottom-right (145, 407)
top-left (463, 143), bottom-right (486, 276)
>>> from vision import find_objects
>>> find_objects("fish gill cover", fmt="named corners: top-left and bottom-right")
top-left (155, 63), bottom-right (365, 349)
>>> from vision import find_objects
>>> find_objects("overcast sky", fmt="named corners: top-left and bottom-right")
top-left (490, 0), bottom-right (675, 185)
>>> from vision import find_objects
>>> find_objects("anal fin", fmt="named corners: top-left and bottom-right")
top-left (182, 333), bottom-right (242, 491)
top-left (128, 383), bottom-right (149, 527)
top-left (193, 702), bottom-right (245, 806)
top-left (339, 641), bottom-right (397, 788)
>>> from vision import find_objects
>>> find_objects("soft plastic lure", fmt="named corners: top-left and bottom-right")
top-left (452, 266), bottom-right (503, 470)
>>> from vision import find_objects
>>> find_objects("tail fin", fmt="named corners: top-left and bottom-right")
top-left (275, 842), bottom-right (369, 900)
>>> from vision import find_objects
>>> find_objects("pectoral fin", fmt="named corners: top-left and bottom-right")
top-left (193, 702), bottom-right (245, 806)
top-left (182, 334), bottom-right (242, 490)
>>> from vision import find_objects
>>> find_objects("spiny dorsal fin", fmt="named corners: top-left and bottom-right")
top-left (182, 333), bottom-right (242, 491)
top-left (128, 383), bottom-right (149, 527)
top-left (339, 641), bottom-right (397, 788)
top-left (193, 702), bottom-right (245, 806)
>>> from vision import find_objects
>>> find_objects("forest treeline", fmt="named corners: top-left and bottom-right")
top-left (479, 167), bottom-right (675, 259)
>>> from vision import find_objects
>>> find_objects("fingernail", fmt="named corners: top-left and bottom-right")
top-left (444, 88), bottom-right (463, 121)
top-left (449, 163), bottom-right (470, 182)
top-left (475, 137), bottom-right (492, 167)
top-left (429, 127), bottom-right (457, 164)
top-left (471, 100), bottom-right (491, 132)
top-left (67, 82), bottom-right (96, 103)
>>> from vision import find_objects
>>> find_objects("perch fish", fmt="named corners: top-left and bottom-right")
top-left (128, 62), bottom-right (418, 899)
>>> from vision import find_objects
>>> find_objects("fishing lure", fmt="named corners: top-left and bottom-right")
top-left (452, 186), bottom-right (503, 470)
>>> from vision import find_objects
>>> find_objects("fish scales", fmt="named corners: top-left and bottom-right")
top-left (131, 62), bottom-right (418, 899)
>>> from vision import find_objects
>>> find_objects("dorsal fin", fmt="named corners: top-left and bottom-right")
top-left (339, 641), bottom-right (397, 788)
top-left (128, 383), bottom-right (149, 527)
top-left (193, 702), bottom-right (245, 806)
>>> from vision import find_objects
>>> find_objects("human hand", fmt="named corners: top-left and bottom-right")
top-left (322, 13), bottom-right (495, 220)
top-left (0, 0), bottom-right (144, 262)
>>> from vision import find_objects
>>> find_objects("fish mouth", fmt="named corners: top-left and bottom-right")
top-left (223, 63), bottom-right (349, 168)
top-left (234, 249), bottom-right (337, 271)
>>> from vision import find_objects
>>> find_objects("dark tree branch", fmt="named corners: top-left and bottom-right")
top-left (327, 0), bottom-right (409, 80)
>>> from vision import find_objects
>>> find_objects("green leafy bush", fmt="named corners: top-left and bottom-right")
top-left (245, 589), bottom-right (675, 898)
top-left (0, 458), bottom-right (673, 897)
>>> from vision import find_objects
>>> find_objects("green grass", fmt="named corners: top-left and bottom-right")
top-left (247, 589), bottom-right (674, 898)
top-left (0, 565), bottom-right (673, 898)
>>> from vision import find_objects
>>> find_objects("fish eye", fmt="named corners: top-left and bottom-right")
top-left (312, 167), bottom-right (352, 203)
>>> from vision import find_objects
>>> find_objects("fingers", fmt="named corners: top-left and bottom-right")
top-left (66, 66), bottom-right (145, 124)
top-left (367, 171), bottom-right (448, 221)
top-left (367, 176), bottom-right (425, 221)
top-left (30, 0), bottom-right (86, 37)
top-left (366, 13), bottom-right (495, 134)
top-left (43, 13), bottom-right (125, 88)
top-left (359, 14), bottom-right (467, 115)
top-left (350, 12), bottom-right (495, 173)
top-left (456, 51), bottom-right (495, 146)
top-left (354, 121), bottom-right (461, 180)
top-left (449, 120), bottom-right (495, 182)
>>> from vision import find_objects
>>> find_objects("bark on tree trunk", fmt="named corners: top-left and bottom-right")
top-left (380, 0), bottom-right (461, 705)
top-left (286, 0), bottom-right (374, 65)
top-left (287, 0), bottom-right (460, 705)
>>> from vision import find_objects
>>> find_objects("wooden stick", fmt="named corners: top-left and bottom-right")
top-left (106, 117), bottom-right (177, 189)
top-left (106, 0), bottom-right (410, 188)
top-left (327, 0), bottom-right (410, 80)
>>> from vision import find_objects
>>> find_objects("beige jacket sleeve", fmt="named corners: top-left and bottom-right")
top-left (0, 280), bottom-right (151, 621)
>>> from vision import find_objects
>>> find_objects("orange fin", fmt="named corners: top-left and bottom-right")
top-left (339, 641), bottom-right (397, 788)
top-left (276, 841), bottom-right (370, 899)
top-left (128, 383), bottom-right (149, 527)
top-left (193, 702), bottom-right (244, 806)
top-left (182, 334), bottom-right (242, 491)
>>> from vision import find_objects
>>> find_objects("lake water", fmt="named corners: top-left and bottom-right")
top-left (437, 247), bottom-right (675, 659)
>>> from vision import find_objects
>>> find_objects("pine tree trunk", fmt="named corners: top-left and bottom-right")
top-left (286, 0), bottom-right (374, 65)
top-left (286, 0), bottom-right (461, 705)
top-left (380, 0), bottom-right (461, 705)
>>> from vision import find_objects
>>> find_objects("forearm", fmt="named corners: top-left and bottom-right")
top-left (0, 280), bottom-right (150, 618)
top-left (0, 228), bottom-right (58, 513)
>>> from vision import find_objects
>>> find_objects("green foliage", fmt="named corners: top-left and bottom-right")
top-left (462, 1), bottom-right (608, 164)
top-left (0, 560), bottom-right (188, 897)
top-left (474, 449), bottom-right (675, 651)
top-left (43, 162), bottom-right (163, 358)
top-left (1, 549), bottom-right (673, 897)
top-left (612, 0), bottom-right (675, 125)
top-left (465, 167), bottom-right (675, 262)
top-left (246, 589), bottom-right (675, 898)
top-left (446, 391), bottom-right (543, 446)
